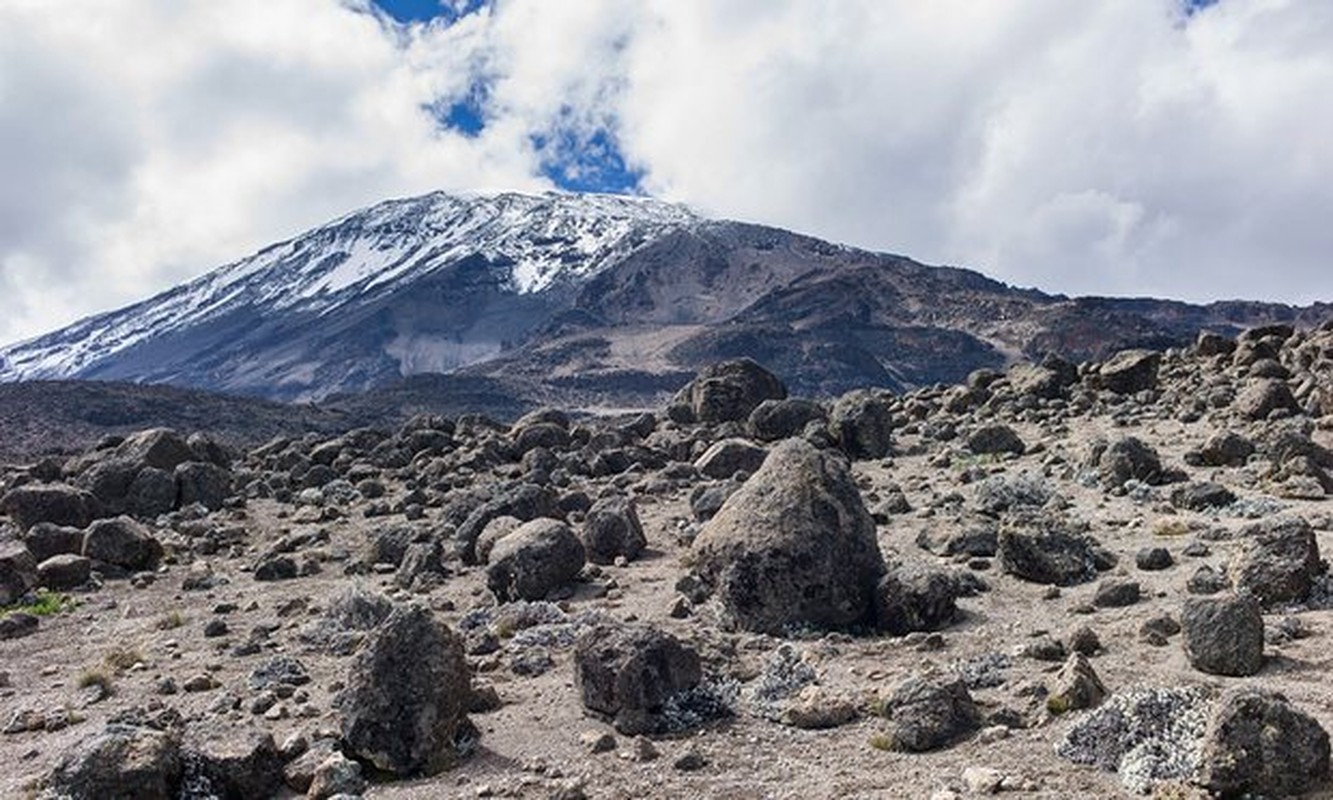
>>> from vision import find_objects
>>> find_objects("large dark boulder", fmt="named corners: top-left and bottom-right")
top-left (1199, 687), bottom-right (1330, 798)
top-left (337, 605), bottom-right (473, 776)
top-left (0, 539), bottom-right (38, 604)
top-left (693, 438), bottom-right (768, 480)
top-left (114, 429), bottom-right (196, 471)
top-left (486, 518), bottom-right (585, 602)
top-left (574, 622), bottom-right (702, 735)
top-left (1235, 378), bottom-right (1301, 420)
top-left (997, 524), bottom-right (1103, 586)
top-left (175, 461), bottom-right (232, 511)
top-left (1094, 349), bottom-right (1160, 394)
top-left (1182, 594), bottom-right (1264, 677)
top-left (1094, 436), bottom-right (1164, 490)
top-left (878, 675), bottom-right (980, 752)
top-left (827, 389), bottom-right (894, 460)
top-left (0, 483), bottom-right (104, 531)
top-left (454, 483), bottom-right (558, 564)
top-left (1229, 516), bottom-right (1322, 607)
top-left (181, 726), bottom-right (283, 799)
top-left (82, 516), bottom-right (163, 571)
top-left (874, 562), bottom-right (961, 635)
top-left (670, 359), bottom-right (787, 424)
top-left (580, 497), bottom-right (647, 565)
top-left (748, 398), bottom-right (827, 442)
top-left (43, 724), bottom-right (183, 800)
top-left (692, 438), bottom-right (886, 634)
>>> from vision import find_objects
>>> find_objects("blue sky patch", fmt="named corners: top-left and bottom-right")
top-left (531, 127), bottom-right (642, 195)
top-left (373, 0), bottom-right (488, 25)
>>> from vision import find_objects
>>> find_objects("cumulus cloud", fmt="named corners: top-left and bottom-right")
top-left (1, 0), bottom-right (1330, 345)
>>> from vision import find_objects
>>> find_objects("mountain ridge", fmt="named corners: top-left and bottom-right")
top-left (1, 189), bottom-right (1328, 405)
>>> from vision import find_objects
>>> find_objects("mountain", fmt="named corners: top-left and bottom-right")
top-left (1, 190), bottom-right (1329, 406)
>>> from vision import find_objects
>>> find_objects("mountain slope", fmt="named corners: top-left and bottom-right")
top-left (1, 190), bottom-right (1328, 405)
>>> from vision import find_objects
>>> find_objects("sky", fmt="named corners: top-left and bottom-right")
top-left (1, 0), bottom-right (1330, 346)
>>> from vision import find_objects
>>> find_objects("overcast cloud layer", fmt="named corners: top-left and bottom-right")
top-left (1, 0), bottom-right (1330, 345)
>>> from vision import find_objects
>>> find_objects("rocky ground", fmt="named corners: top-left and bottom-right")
top-left (4, 323), bottom-right (1333, 799)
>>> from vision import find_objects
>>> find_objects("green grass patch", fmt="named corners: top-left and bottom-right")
top-left (1, 589), bottom-right (73, 618)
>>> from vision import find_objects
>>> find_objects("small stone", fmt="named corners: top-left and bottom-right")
top-left (1067, 625), bottom-right (1101, 656)
top-left (1093, 579), bottom-right (1141, 608)
top-left (629, 736), bottom-right (659, 762)
top-left (581, 730), bottom-right (616, 754)
top-left (183, 674), bottom-right (219, 692)
top-left (673, 749), bottom-right (708, 771)
top-left (203, 619), bottom-right (228, 638)
top-left (962, 766), bottom-right (1004, 794)
top-left (1135, 547), bottom-right (1173, 571)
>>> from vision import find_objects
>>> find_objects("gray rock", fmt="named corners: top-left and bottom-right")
top-left (692, 438), bottom-right (886, 634)
top-left (20, 522), bottom-right (84, 562)
top-left (574, 622), bottom-right (702, 735)
top-left (37, 553), bottom-right (91, 590)
top-left (43, 724), bottom-right (182, 800)
top-left (82, 516), bottom-right (163, 571)
top-left (337, 605), bottom-right (472, 776)
top-left (1195, 330), bottom-right (1236, 357)
top-left (1095, 436), bottom-right (1163, 489)
top-left (455, 483), bottom-right (558, 564)
top-left (1197, 431), bottom-right (1255, 467)
top-left (1169, 481), bottom-right (1236, 511)
top-left (828, 389), bottom-right (895, 460)
top-left (0, 483), bottom-right (104, 531)
top-left (580, 497), bottom-right (647, 565)
top-left (1235, 378), bottom-right (1300, 420)
top-left (688, 479), bottom-right (742, 523)
top-left (874, 562), bottom-right (961, 635)
top-left (1135, 547), bottom-right (1173, 571)
top-left (879, 675), bottom-right (980, 752)
top-left (114, 428), bottom-right (195, 471)
top-left (997, 525), bottom-right (1101, 586)
top-left (1093, 579), bottom-right (1141, 608)
top-left (0, 540), bottom-right (37, 605)
top-left (693, 438), bottom-right (768, 480)
top-left (1182, 595), bottom-right (1264, 676)
top-left (670, 359), bottom-right (787, 424)
top-left (181, 725), bottom-right (282, 799)
top-left (486, 518), bottom-right (585, 602)
top-left (307, 751), bottom-right (367, 799)
top-left (1198, 687), bottom-right (1330, 798)
top-left (1095, 349), bottom-right (1160, 394)
top-left (474, 515), bottom-right (522, 565)
top-left (965, 424), bottom-right (1026, 456)
top-left (748, 398), bottom-right (827, 442)
top-left (127, 467), bottom-right (178, 517)
top-left (175, 461), bottom-right (232, 511)
top-left (1229, 516), bottom-right (1321, 607)
top-left (394, 540), bottom-right (445, 590)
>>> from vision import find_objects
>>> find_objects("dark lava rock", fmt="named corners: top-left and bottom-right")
top-left (0, 540), bottom-right (38, 604)
top-left (1182, 594), bottom-right (1264, 677)
top-left (879, 675), bottom-right (980, 752)
top-left (253, 554), bottom-right (298, 582)
top-left (1094, 349), bottom-right (1160, 394)
top-left (1134, 547), bottom-right (1174, 571)
top-left (43, 724), bottom-right (182, 800)
top-left (574, 622), bottom-right (703, 735)
top-left (1092, 579), bottom-right (1141, 608)
top-left (688, 479), bottom-right (743, 523)
top-left (1199, 687), bottom-right (1330, 798)
top-left (181, 725), bottom-right (282, 799)
top-left (37, 553), bottom-right (91, 590)
top-left (580, 497), bottom-right (647, 565)
top-left (0, 483), bottom-right (104, 531)
top-left (1229, 516), bottom-right (1322, 607)
top-left (965, 424), bottom-right (1026, 456)
top-left (827, 389), bottom-right (895, 460)
top-left (455, 484), bottom-right (558, 564)
top-left (82, 516), bottom-right (163, 571)
top-left (115, 428), bottom-right (196, 471)
top-left (1195, 431), bottom-right (1255, 468)
top-left (692, 438), bottom-right (886, 634)
top-left (1169, 481), bottom-right (1236, 511)
top-left (1095, 437), bottom-right (1163, 490)
top-left (175, 461), bottom-right (233, 511)
top-left (693, 438), bottom-right (768, 480)
top-left (997, 525), bottom-right (1102, 586)
top-left (20, 522), bottom-right (85, 562)
top-left (874, 562), bottom-right (961, 635)
top-left (748, 398), bottom-right (827, 442)
top-left (486, 518), bottom-right (585, 602)
top-left (337, 605), bottom-right (472, 776)
top-left (1235, 378), bottom-right (1300, 420)
top-left (670, 358), bottom-right (787, 424)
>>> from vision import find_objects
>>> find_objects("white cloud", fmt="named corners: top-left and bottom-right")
top-left (1, 0), bottom-right (1331, 345)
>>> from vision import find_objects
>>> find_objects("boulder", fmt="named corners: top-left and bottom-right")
top-left (670, 359), bottom-right (787, 424)
top-left (1196, 431), bottom-right (1255, 467)
top-left (37, 553), bottom-right (91, 590)
top-left (455, 484), bottom-right (558, 564)
top-left (474, 515), bottom-right (522, 565)
top-left (879, 675), bottom-right (980, 752)
top-left (114, 429), bottom-right (195, 471)
top-left (337, 605), bottom-right (472, 776)
top-left (692, 438), bottom-right (886, 634)
top-left (1182, 594), bottom-right (1264, 676)
top-left (1095, 436), bottom-right (1163, 489)
top-left (0, 540), bottom-right (38, 604)
top-left (181, 726), bottom-right (282, 799)
top-left (486, 518), bottom-right (585, 602)
top-left (997, 525), bottom-right (1102, 586)
top-left (175, 461), bottom-right (232, 511)
top-left (827, 389), bottom-right (894, 460)
top-left (0, 483), bottom-right (104, 531)
top-left (874, 562), bottom-right (961, 635)
top-left (1195, 330), bottom-right (1236, 357)
top-left (693, 438), bottom-right (768, 479)
top-left (1047, 653), bottom-right (1106, 712)
top-left (965, 424), bottom-right (1026, 456)
top-left (1008, 361), bottom-right (1072, 399)
top-left (20, 522), bottom-right (84, 562)
top-left (1198, 687), bottom-right (1330, 798)
top-left (1169, 481), bottom-right (1236, 511)
top-left (82, 516), bottom-right (163, 571)
top-left (580, 497), bottom-right (647, 565)
top-left (127, 467), bottom-right (178, 517)
top-left (1235, 378), bottom-right (1301, 420)
top-left (574, 622), bottom-right (702, 735)
top-left (748, 398), bottom-right (827, 442)
top-left (1229, 516), bottom-right (1321, 607)
top-left (43, 724), bottom-right (182, 800)
top-left (1095, 349), bottom-right (1160, 394)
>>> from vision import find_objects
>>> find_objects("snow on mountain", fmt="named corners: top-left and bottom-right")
top-left (0, 191), bottom-right (698, 385)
